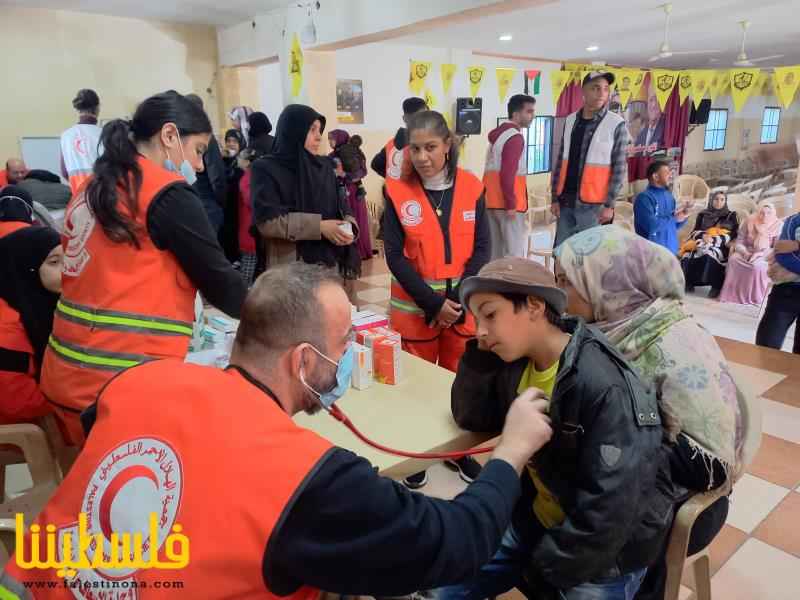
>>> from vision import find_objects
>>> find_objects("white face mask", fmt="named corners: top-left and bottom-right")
top-left (163, 125), bottom-right (197, 185)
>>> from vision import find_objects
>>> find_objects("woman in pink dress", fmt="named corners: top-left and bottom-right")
top-left (720, 201), bottom-right (783, 306)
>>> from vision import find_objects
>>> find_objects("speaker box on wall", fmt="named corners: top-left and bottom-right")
top-left (456, 97), bottom-right (482, 135)
top-left (689, 99), bottom-right (712, 125)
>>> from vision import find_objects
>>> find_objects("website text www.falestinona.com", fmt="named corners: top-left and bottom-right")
top-left (19, 579), bottom-right (185, 590)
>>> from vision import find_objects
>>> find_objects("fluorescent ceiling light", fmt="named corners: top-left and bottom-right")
top-left (586, 45), bottom-right (599, 52)
top-left (499, 34), bottom-right (513, 41)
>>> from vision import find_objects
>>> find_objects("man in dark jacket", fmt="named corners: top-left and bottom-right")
top-left (436, 257), bottom-right (677, 600)
top-left (186, 93), bottom-right (227, 234)
top-left (18, 169), bottom-right (71, 211)
top-left (370, 97), bottom-right (428, 178)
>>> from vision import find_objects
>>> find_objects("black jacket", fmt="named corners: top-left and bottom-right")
top-left (194, 135), bottom-right (227, 208)
top-left (452, 318), bottom-right (680, 591)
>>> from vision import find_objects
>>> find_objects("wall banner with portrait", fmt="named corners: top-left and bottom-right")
top-left (337, 79), bottom-right (364, 124)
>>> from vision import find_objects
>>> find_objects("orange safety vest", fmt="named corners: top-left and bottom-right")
top-left (1, 359), bottom-right (331, 600)
top-left (41, 157), bottom-right (197, 425)
top-left (555, 110), bottom-right (625, 204)
top-left (386, 168), bottom-right (482, 341)
top-left (483, 126), bottom-right (528, 212)
top-left (384, 139), bottom-right (406, 180)
top-left (61, 123), bottom-right (103, 195)
top-left (0, 221), bottom-right (30, 238)
top-left (0, 299), bottom-right (48, 424)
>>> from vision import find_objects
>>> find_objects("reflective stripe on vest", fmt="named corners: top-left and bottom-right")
top-left (47, 334), bottom-right (153, 371)
top-left (385, 139), bottom-right (405, 180)
top-left (483, 125), bottom-right (528, 212)
top-left (385, 169), bottom-right (481, 341)
top-left (56, 299), bottom-right (193, 337)
top-left (556, 110), bottom-right (625, 204)
top-left (60, 123), bottom-right (102, 194)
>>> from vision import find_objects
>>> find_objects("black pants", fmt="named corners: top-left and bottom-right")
top-left (756, 283), bottom-right (800, 354)
top-left (634, 435), bottom-right (730, 600)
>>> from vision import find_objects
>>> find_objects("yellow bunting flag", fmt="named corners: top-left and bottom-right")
top-left (440, 63), bottom-right (457, 95)
top-left (708, 70), bottom-right (728, 100)
top-left (729, 68), bottom-right (760, 112)
top-left (678, 71), bottom-right (693, 106)
top-left (652, 70), bottom-right (678, 111)
top-left (289, 33), bottom-right (304, 98)
top-left (467, 66), bottom-right (486, 99)
top-left (773, 66), bottom-right (800, 109)
top-left (443, 110), bottom-right (454, 131)
top-left (614, 69), bottom-right (639, 109)
top-left (689, 70), bottom-right (713, 109)
top-left (551, 70), bottom-right (573, 105)
top-left (756, 71), bottom-right (771, 96)
top-left (496, 68), bottom-right (517, 103)
top-left (629, 70), bottom-right (647, 102)
top-left (424, 88), bottom-right (437, 109)
top-left (409, 61), bottom-right (432, 95)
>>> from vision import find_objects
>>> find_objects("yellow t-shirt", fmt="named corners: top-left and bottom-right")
top-left (517, 359), bottom-right (565, 529)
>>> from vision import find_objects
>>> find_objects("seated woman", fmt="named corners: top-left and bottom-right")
top-left (720, 200), bottom-right (782, 306)
top-left (680, 190), bottom-right (739, 298)
top-left (555, 225), bottom-right (742, 599)
top-left (0, 226), bottom-right (62, 423)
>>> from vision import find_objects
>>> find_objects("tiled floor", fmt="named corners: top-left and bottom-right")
top-left (353, 254), bottom-right (800, 599)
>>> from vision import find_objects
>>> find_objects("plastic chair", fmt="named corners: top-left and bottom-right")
top-left (528, 222), bottom-right (557, 271)
top-left (677, 175), bottom-right (711, 207)
top-left (663, 374), bottom-right (762, 600)
top-left (527, 189), bottom-right (552, 227)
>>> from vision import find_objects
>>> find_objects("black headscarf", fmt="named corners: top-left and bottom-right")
top-left (224, 129), bottom-right (246, 153)
top-left (0, 185), bottom-right (34, 223)
top-left (0, 226), bottom-right (61, 373)
top-left (696, 191), bottom-right (739, 235)
top-left (248, 112), bottom-right (273, 137)
top-left (254, 104), bottom-right (359, 278)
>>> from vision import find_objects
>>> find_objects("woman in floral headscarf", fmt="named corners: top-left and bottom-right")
top-left (554, 225), bottom-right (744, 600)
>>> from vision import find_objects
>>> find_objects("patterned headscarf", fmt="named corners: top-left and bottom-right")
top-left (227, 106), bottom-right (254, 144)
top-left (556, 226), bottom-right (741, 482)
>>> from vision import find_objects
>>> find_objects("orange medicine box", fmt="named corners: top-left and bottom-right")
top-left (351, 343), bottom-right (373, 390)
top-left (373, 338), bottom-right (403, 385)
top-left (369, 326), bottom-right (401, 344)
top-left (356, 329), bottom-right (386, 349)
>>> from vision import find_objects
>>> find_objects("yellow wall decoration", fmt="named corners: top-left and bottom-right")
top-left (729, 68), bottom-right (760, 112)
top-left (289, 33), bottom-right (303, 98)
top-left (677, 71), bottom-right (693, 106)
top-left (773, 66), bottom-right (800, 109)
top-left (496, 68), bottom-right (517, 103)
top-left (708, 70), bottom-right (726, 101)
top-left (424, 88), bottom-right (437, 109)
top-left (409, 60), bottom-right (432, 95)
top-left (652, 70), bottom-right (678, 111)
top-left (440, 63), bottom-right (457, 96)
top-left (551, 70), bottom-right (573, 105)
top-left (467, 66), bottom-right (486, 99)
top-left (614, 69), bottom-right (639, 109)
top-left (689, 70), bottom-right (713, 109)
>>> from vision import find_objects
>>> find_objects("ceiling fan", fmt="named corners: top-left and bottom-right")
top-left (648, 3), bottom-right (722, 63)
top-left (725, 20), bottom-right (785, 67)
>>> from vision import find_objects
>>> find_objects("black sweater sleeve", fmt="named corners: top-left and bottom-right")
top-left (265, 448), bottom-right (521, 597)
top-left (382, 191), bottom-right (446, 322)
top-left (370, 148), bottom-right (387, 178)
top-left (147, 185), bottom-right (247, 318)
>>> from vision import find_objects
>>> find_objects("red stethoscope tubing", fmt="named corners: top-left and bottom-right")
top-left (326, 404), bottom-right (495, 459)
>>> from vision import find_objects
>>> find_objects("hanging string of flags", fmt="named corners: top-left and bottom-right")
top-left (551, 64), bottom-right (800, 112)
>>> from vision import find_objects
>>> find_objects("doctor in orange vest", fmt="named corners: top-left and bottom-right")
top-left (0, 262), bottom-right (553, 600)
top-left (0, 226), bottom-right (62, 424)
top-left (40, 91), bottom-right (248, 445)
top-left (483, 94), bottom-right (535, 259)
top-left (383, 110), bottom-right (490, 372)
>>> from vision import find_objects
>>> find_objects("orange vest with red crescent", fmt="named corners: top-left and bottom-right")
top-left (384, 139), bottom-right (406, 180)
top-left (386, 168), bottom-right (482, 341)
top-left (1, 360), bottom-right (332, 600)
top-left (41, 157), bottom-right (196, 425)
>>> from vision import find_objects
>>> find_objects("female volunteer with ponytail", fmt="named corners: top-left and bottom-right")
top-left (383, 110), bottom-right (490, 488)
top-left (41, 91), bottom-right (247, 444)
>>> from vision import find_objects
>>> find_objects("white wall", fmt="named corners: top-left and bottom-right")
top-left (257, 62), bottom-right (283, 128)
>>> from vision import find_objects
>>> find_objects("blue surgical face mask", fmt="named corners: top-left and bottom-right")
top-left (300, 343), bottom-right (354, 409)
top-left (163, 126), bottom-right (197, 185)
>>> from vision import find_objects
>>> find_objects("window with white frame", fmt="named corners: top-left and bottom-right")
top-left (760, 107), bottom-right (780, 144)
top-left (494, 116), bottom-right (554, 174)
top-left (703, 109), bottom-right (728, 151)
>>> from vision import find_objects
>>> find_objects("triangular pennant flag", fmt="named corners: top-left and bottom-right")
top-left (423, 88), bottom-right (437, 109)
top-left (729, 68), bottom-right (760, 112)
top-left (551, 71), bottom-right (573, 105)
top-left (496, 67), bottom-right (517, 103)
top-left (525, 69), bottom-right (541, 94)
top-left (709, 70), bottom-right (728, 100)
top-left (467, 66), bottom-right (486, 99)
top-left (409, 60), bottom-right (432, 95)
top-left (773, 66), bottom-right (800, 109)
top-left (614, 69), bottom-right (639, 109)
top-left (756, 71), bottom-right (771, 96)
top-left (289, 33), bottom-right (304, 98)
top-left (652, 70), bottom-right (678, 111)
top-left (689, 70), bottom-right (713, 110)
top-left (678, 71), bottom-right (693, 106)
top-left (629, 70), bottom-right (647, 102)
top-left (440, 63), bottom-right (457, 96)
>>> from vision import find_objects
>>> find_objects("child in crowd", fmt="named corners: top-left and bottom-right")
top-left (237, 149), bottom-right (259, 286)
